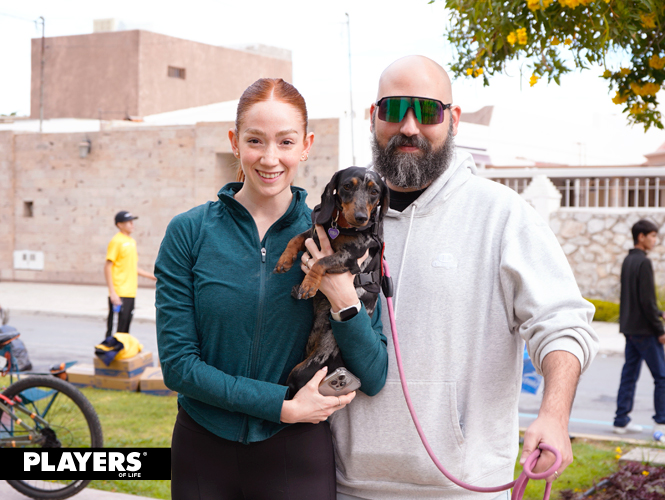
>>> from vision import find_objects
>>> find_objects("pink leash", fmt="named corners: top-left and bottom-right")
top-left (381, 258), bottom-right (561, 500)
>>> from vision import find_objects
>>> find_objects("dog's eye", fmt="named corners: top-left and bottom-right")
top-left (370, 189), bottom-right (379, 196)
top-left (343, 184), bottom-right (352, 191)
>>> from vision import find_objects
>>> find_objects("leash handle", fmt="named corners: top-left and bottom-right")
top-left (381, 258), bottom-right (561, 500)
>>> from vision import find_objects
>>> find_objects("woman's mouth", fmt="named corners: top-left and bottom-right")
top-left (256, 170), bottom-right (283, 180)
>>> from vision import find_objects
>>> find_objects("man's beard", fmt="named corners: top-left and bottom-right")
top-left (371, 118), bottom-right (455, 190)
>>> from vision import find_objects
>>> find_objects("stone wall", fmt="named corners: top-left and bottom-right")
top-left (550, 209), bottom-right (665, 302)
top-left (1, 119), bottom-right (338, 285)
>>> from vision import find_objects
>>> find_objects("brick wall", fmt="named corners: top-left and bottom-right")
top-left (1, 118), bottom-right (339, 285)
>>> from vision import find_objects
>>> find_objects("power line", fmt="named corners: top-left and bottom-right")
top-left (0, 12), bottom-right (38, 23)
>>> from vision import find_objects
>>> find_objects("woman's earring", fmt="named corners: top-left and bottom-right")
top-left (234, 151), bottom-right (240, 158)
top-left (301, 153), bottom-right (308, 161)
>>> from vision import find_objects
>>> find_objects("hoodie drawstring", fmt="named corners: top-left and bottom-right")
top-left (393, 203), bottom-right (417, 320)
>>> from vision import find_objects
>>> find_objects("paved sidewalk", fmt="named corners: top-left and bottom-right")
top-left (0, 281), bottom-right (156, 322)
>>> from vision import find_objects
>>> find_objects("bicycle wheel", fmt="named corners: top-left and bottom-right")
top-left (2, 375), bottom-right (103, 500)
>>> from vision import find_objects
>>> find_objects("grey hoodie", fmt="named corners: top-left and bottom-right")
top-left (331, 150), bottom-right (599, 499)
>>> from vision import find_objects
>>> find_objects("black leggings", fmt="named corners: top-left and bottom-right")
top-left (171, 407), bottom-right (336, 500)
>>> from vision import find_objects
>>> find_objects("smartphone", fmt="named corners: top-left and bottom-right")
top-left (319, 367), bottom-right (361, 396)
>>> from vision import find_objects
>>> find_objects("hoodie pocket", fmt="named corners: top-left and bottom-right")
top-left (332, 379), bottom-right (467, 488)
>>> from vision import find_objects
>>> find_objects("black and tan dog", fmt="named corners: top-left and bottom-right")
top-left (274, 166), bottom-right (389, 396)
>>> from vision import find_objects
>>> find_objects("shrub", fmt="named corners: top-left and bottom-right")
top-left (585, 299), bottom-right (619, 323)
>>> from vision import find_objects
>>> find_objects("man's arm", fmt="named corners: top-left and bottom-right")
top-left (520, 350), bottom-right (580, 480)
top-left (104, 260), bottom-right (122, 306)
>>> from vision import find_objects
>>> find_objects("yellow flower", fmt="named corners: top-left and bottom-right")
top-left (641, 13), bottom-right (657, 29)
top-left (612, 92), bottom-right (629, 105)
top-left (517, 28), bottom-right (528, 45)
top-left (620, 67), bottom-right (631, 76)
top-left (551, 36), bottom-right (560, 46)
top-left (560, 0), bottom-right (593, 7)
top-left (564, 38), bottom-right (573, 46)
top-left (615, 447), bottom-right (622, 453)
top-left (603, 70), bottom-right (612, 78)
top-left (615, 454), bottom-right (621, 459)
top-left (649, 55), bottom-right (665, 70)
top-left (529, 74), bottom-right (539, 87)
top-left (642, 470), bottom-right (650, 476)
top-left (474, 68), bottom-right (484, 77)
top-left (526, 0), bottom-right (553, 11)
top-left (466, 68), bottom-right (473, 76)
top-left (507, 32), bottom-right (517, 46)
top-left (630, 102), bottom-right (648, 115)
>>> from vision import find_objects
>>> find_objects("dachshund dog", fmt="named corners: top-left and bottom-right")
top-left (274, 166), bottom-right (389, 397)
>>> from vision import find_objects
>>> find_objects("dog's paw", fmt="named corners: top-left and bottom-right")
top-left (274, 254), bottom-right (297, 273)
top-left (296, 277), bottom-right (320, 299)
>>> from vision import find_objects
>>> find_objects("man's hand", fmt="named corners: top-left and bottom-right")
top-left (520, 350), bottom-right (581, 482)
top-left (109, 290), bottom-right (122, 307)
top-left (659, 334), bottom-right (665, 345)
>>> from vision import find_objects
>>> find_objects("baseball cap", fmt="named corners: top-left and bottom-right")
top-left (115, 211), bottom-right (138, 224)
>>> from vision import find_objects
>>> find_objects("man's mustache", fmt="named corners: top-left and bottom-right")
top-left (387, 134), bottom-right (430, 151)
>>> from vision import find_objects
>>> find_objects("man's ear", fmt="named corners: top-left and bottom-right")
top-left (450, 105), bottom-right (462, 136)
top-left (369, 103), bottom-right (377, 133)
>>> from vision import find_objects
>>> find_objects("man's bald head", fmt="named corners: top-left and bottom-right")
top-left (377, 56), bottom-right (452, 104)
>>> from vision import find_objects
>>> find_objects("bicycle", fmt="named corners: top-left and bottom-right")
top-left (0, 326), bottom-right (104, 499)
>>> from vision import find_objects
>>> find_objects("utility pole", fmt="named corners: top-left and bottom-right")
top-left (39, 16), bottom-right (45, 134)
top-left (345, 13), bottom-right (356, 166)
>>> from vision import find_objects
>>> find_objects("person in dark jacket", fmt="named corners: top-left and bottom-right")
top-left (613, 219), bottom-right (665, 434)
top-left (155, 78), bottom-right (388, 499)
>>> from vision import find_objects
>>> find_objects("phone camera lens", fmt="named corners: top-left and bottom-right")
top-left (339, 374), bottom-right (346, 380)
top-left (331, 380), bottom-right (338, 386)
top-left (339, 381), bottom-right (346, 387)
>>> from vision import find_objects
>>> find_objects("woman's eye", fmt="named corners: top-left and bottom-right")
top-left (247, 138), bottom-right (260, 144)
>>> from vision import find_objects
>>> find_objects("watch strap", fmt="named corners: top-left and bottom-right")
top-left (331, 301), bottom-right (362, 322)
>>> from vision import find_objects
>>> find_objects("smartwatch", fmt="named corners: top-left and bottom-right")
top-left (331, 301), bottom-right (362, 322)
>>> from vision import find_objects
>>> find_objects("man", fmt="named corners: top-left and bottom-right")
top-left (104, 210), bottom-right (156, 337)
top-left (331, 56), bottom-right (599, 500)
top-left (613, 219), bottom-right (665, 435)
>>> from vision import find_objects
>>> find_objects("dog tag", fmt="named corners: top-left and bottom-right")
top-left (328, 227), bottom-right (340, 239)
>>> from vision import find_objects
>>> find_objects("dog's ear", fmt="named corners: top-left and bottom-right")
top-left (378, 175), bottom-right (390, 220)
top-left (315, 170), bottom-right (342, 224)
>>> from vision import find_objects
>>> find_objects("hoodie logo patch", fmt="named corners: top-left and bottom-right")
top-left (431, 253), bottom-right (457, 269)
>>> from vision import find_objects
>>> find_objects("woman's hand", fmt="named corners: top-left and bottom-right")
top-left (301, 225), bottom-right (369, 312)
top-left (280, 367), bottom-right (356, 424)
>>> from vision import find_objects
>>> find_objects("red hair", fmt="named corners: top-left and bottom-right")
top-left (234, 78), bottom-right (308, 182)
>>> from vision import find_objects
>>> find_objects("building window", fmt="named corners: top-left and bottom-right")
top-left (168, 66), bottom-right (186, 79)
top-left (24, 201), bottom-right (34, 217)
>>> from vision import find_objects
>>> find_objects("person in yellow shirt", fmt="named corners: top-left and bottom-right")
top-left (104, 211), bottom-right (156, 337)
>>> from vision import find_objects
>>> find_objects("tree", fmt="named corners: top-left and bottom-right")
top-left (441, 0), bottom-right (665, 131)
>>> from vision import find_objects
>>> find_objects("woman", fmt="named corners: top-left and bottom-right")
top-left (155, 78), bottom-right (387, 499)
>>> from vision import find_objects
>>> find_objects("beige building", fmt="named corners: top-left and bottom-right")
top-left (0, 29), bottom-right (339, 285)
top-left (31, 30), bottom-right (292, 120)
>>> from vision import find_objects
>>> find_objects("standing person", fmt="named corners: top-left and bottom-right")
top-left (155, 78), bottom-right (387, 500)
top-left (104, 211), bottom-right (156, 337)
top-left (613, 219), bottom-right (665, 435)
top-left (331, 56), bottom-right (599, 500)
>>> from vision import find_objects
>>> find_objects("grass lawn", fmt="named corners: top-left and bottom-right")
top-left (1, 377), bottom-right (660, 499)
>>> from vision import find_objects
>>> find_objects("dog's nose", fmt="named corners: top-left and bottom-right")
top-left (354, 213), bottom-right (368, 224)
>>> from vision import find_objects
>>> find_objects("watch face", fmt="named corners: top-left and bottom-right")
top-left (339, 306), bottom-right (359, 321)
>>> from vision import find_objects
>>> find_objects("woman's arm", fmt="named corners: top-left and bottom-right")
top-left (156, 212), bottom-right (354, 423)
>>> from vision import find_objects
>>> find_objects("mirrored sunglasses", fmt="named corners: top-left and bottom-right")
top-left (376, 96), bottom-right (451, 125)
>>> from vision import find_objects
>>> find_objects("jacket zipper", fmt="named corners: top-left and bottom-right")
top-left (240, 246), bottom-right (268, 444)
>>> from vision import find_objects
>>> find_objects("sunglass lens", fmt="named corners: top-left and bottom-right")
top-left (379, 98), bottom-right (410, 123)
top-left (417, 99), bottom-right (444, 125)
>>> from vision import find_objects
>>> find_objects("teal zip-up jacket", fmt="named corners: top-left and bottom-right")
top-left (155, 183), bottom-right (388, 444)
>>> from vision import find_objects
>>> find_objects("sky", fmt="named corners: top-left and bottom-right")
top-left (1, 0), bottom-right (664, 167)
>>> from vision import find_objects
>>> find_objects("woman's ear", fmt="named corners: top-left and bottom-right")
top-left (228, 128), bottom-right (239, 157)
top-left (303, 131), bottom-right (315, 158)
